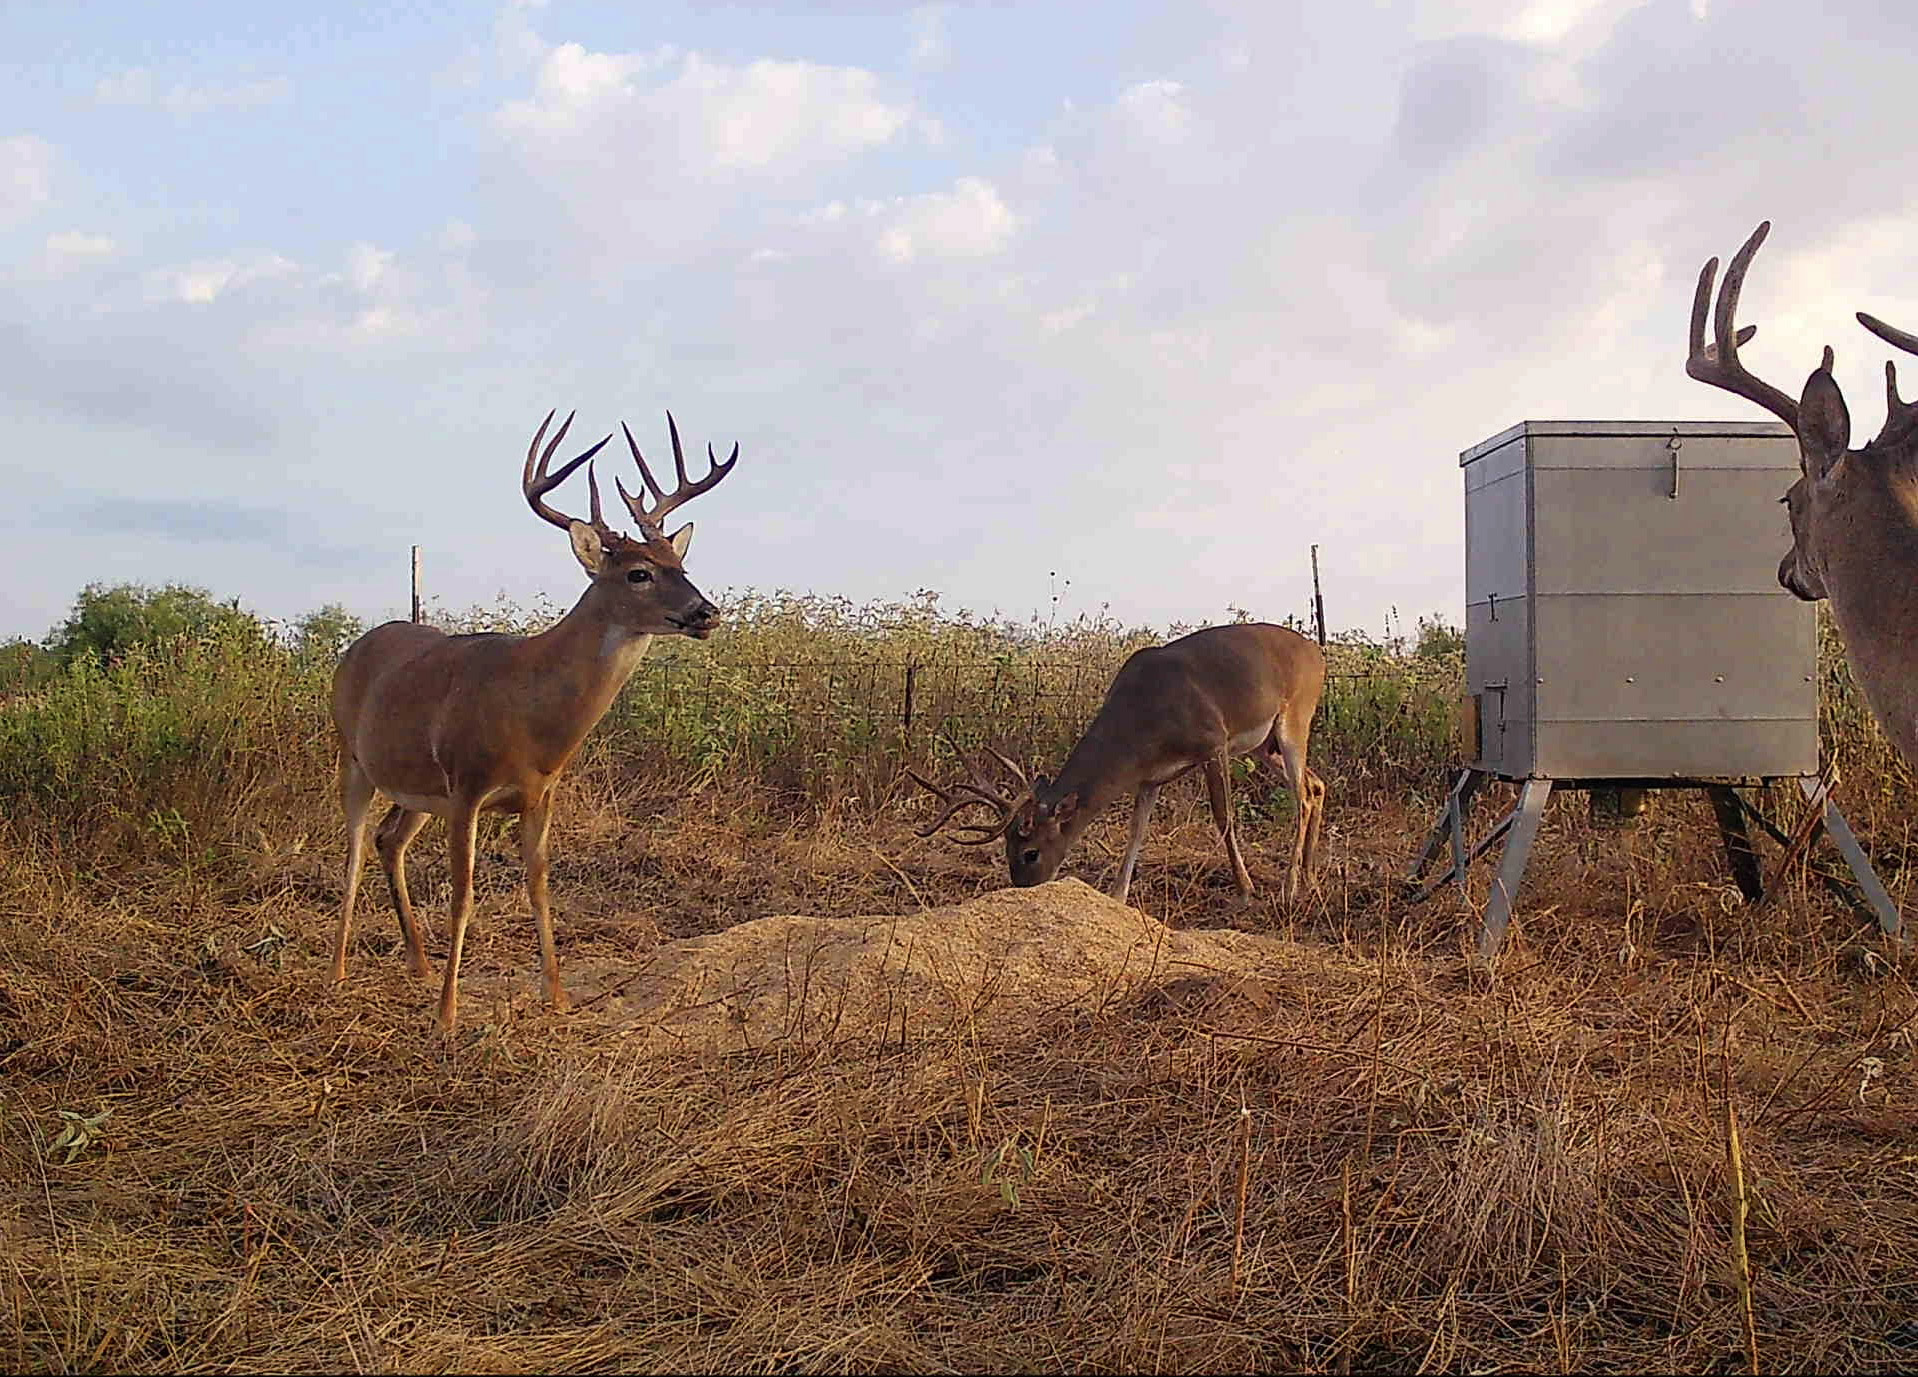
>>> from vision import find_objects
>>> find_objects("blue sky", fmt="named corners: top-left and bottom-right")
top-left (4, 0), bottom-right (1916, 644)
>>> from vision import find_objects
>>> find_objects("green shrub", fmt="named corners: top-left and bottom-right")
top-left (46, 582), bottom-right (273, 670)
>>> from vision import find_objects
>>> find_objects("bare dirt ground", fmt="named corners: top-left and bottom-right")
top-left (5, 780), bottom-right (1917, 1373)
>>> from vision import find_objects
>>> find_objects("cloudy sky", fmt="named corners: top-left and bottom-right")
top-left (3, 0), bottom-right (1915, 644)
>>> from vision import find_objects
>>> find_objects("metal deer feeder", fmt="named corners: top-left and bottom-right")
top-left (1406, 419), bottom-right (1902, 957)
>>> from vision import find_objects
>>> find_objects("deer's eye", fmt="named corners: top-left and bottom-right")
top-left (1021, 848), bottom-right (1040, 866)
top-left (627, 567), bottom-right (653, 583)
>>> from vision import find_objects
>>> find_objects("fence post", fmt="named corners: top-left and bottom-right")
top-left (1310, 544), bottom-right (1326, 647)
top-left (903, 662), bottom-right (918, 737)
top-left (411, 545), bottom-right (423, 624)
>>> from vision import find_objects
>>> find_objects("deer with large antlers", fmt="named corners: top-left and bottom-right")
top-left (1688, 221), bottom-right (1918, 771)
top-left (909, 622), bottom-right (1327, 904)
top-left (329, 409), bottom-right (739, 1032)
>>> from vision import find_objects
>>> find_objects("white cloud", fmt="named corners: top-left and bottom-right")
top-left (345, 242), bottom-right (395, 294)
top-left (11, 0), bottom-right (1918, 646)
top-left (1041, 301), bottom-right (1095, 334)
top-left (1409, 0), bottom-right (1637, 49)
top-left (438, 219), bottom-right (477, 253)
top-left (95, 68), bottom-right (291, 116)
top-left (873, 177), bottom-right (1017, 264)
top-left (148, 254), bottom-right (299, 305)
top-left (1117, 80), bottom-right (1191, 143)
top-left (0, 134), bottom-right (54, 226)
top-left (496, 42), bottom-right (909, 174)
top-left (908, 6), bottom-right (951, 70)
top-left (40, 230), bottom-right (116, 274)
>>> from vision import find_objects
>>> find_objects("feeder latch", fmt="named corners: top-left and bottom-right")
top-left (1667, 432), bottom-right (1683, 499)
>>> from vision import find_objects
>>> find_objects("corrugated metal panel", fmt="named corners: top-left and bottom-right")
top-left (1531, 431), bottom-right (1799, 472)
top-left (1464, 462), bottom-right (1529, 604)
top-left (1535, 720), bottom-right (1817, 779)
top-left (1459, 419), bottom-right (1792, 466)
top-left (1464, 595), bottom-right (1532, 775)
top-left (1532, 467), bottom-right (1795, 595)
top-left (1459, 419), bottom-right (1815, 781)
top-left (1533, 593), bottom-right (1815, 726)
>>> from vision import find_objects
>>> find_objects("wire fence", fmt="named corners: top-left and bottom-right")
top-left (594, 654), bottom-right (1464, 803)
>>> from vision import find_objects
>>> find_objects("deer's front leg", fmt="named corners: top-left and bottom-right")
top-left (1113, 783), bottom-right (1162, 905)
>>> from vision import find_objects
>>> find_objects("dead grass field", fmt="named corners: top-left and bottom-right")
top-left (5, 775), bottom-right (1918, 1374)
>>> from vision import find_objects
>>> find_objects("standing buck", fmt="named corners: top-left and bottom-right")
top-left (330, 408), bottom-right (739, 1032)
top-left (910, 622), bottom-right (1327, 904)
top-left (1688, 221), bottom-right (1918, 770)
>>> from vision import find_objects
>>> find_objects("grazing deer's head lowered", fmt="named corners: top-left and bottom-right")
top-left (330, 407), bottom-right (741, 1033)
top-left (906, 743), bottom-right (1083, 888)
top-left (910, 623), bottom-right (1328, 905)
top-left (1687, 221), bottom-right (1918, 767)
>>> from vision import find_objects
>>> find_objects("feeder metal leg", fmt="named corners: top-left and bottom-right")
top-left (1802, 776), bottom-right (1903, 943)
top-left (1705, 785), bottom-right (1765, 904)
top-left (1447, 771), bottom-right (1482, 900)
top-left (1410, 811), bottom-right (1517, 904)
top-left (1479, 777), bottom-right (1552, 963)
top-left (1406, 769), bottom-right (1483, 894)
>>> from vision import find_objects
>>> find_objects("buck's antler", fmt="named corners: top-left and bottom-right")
top-left (1687, 221), bottom-right (1801, 429)
top-left (617, 412), bottom-right (740, 535)
top-left (1859, 312), bottom-right (1918, 415)
top-left (523, 409), bottom-right (615, 531)
top-left (905, 740), bottom-right (1032, 845)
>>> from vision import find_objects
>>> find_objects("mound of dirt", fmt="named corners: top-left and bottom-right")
top-left (568, 878), bottom-right (1298, 1055)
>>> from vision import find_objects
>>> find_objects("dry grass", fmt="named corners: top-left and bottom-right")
top-left (6, 773), bottom-right (1918, 1375)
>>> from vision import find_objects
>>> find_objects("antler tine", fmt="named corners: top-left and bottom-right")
top-left (1855, 315), bottom-right (1918, 418)
top-left (667, 410), bottom-right (690, 490)
top-left (615, 411), bottom-right (740, 534)
top-left (904, 768), bottom-right (1019, 844)
top-left (1686, 221), bottom-right (1801, 428)
top-left (523, 409), bottom-right (615, 531)
top-left (618, 421), bottom-right (668, 510)
top-left (1859, 311), bottom-right (1918, 359)
top-left (979, 744), bottom-right (1031, 792)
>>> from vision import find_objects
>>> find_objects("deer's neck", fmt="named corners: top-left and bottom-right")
top-left (518, 590), bottom-right (656, 743)
top-left (1823, 462), bottom-right (1918, 760)
top-left (1049, 723), bottom-right (1137, 819)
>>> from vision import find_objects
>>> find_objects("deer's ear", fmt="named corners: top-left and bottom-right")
top-left (1799, 362), bottom-right (1850, 483)
top-left (668, 522), bottom-right (695, 559)
top-left (569, 520), bottom-right (607, 574)
top-left (1052, 791), bottom-right (1081, 826)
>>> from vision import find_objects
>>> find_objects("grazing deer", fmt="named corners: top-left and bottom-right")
top-left (1688, 221), bottom-right (1918, 770)
top-left (909, 622), bottom-right (1327, 904)
top-left (329, 409), bottom-right (739, 1032)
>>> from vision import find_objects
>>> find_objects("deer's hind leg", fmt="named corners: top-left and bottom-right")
top-left (519, 787), bottom-right (568, 1012)
top-left (1258, 707), bottom-right (1324, 902)
top-left (1203, 751), bottom-right (1256, 899)
top-left (332, 754), bottom-right (376, 984)
top-left (436, 796), bottom-right (484, 1036)
top-left (375, 804), bottom-right (433, 978)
